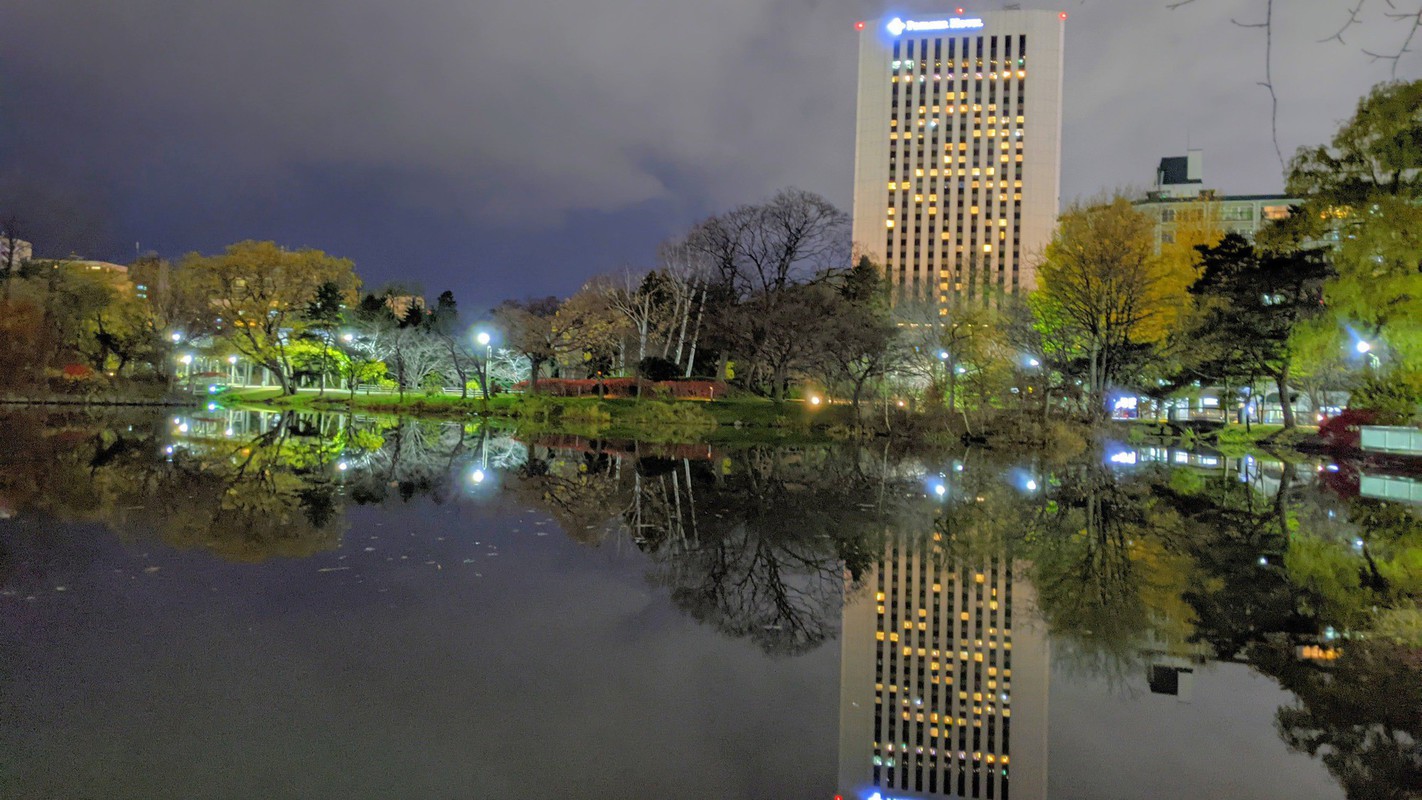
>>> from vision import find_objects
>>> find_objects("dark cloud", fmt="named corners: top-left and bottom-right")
top-left (0, 1), bottom-right (1413, 306)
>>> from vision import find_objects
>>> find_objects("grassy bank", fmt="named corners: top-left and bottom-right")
top-left (217, 387), bottom-right (867, 442)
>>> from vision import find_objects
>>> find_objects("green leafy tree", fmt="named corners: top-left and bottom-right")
top-left (182, 241), bottom-right (359, 395)
top-left (1281, 79), bottom-right (1422, 400)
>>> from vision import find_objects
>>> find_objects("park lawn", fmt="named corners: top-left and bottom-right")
top-left (217, 388), bottom-right (862, 438)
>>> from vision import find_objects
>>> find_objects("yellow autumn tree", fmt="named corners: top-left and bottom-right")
top-left (1033, 197), bottom-right (1194, 415)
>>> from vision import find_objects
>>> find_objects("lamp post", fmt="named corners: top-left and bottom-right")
top-left (1356, 340), bottom-right (1380, 371)
top-left (476, 331), bottom-right (493, 403)
top-left (227, 354), bottom-right (238, 385)
top-left (179, 353), bottom-right (194, 394)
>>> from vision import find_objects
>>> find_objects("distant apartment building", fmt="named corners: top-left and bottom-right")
top-left (1135, 149), bottom-right (1297, 250)
top-left (852, 10), bottom-right (1066, 308)
top-left (839, 544), bottom-right (1048, 799)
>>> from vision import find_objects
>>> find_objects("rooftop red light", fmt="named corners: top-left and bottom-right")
top-left (854, 20), bottom-right (865, 30)
top-left (1059, 11), bottom-right (1068, 20)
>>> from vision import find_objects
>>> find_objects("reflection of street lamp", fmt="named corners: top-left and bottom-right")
top-left (179, 353), bottom-right (194, 393)
top-left (227, 354), bottom-right (238, 384)
top-left (475, 331), bottom-right (493, 402)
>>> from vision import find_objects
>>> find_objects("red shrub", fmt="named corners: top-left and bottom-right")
top-left (1317, 409), bottom-right (1376, 450)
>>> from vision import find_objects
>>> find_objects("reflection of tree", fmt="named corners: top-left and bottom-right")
top-left (1028, 463), bottom-right (1195, 674)
top-left (1157, 470), bottom-right (1308, 660)
top-left (509, 445), bottom-right (630, 545)
top-left (636, 446), bottom-right (898, 656)
top-left (0, 410), bottom-right (349, 562)
top-left (1255, 639), bottom-right (1422, 800)
top-left (344, 418), bottom-right (468, 504)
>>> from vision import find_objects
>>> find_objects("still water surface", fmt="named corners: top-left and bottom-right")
top-left (2, 409), bottom-right (1418, 799)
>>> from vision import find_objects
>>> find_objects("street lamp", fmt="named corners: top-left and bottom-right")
top-left (475, 331), bottom-right (493, 402)
top-left (1354, 339), bottom-right (1381, 370)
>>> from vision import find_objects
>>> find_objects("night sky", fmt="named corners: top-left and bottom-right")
top-left (0, 1), bottom-right (1413, 311)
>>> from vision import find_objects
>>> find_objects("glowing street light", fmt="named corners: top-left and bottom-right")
top-left (170, 332), bottom-right (183, 343)
top-left (808, 395), bottom-right (822, 406)
top-left (1355, 340), bottom-right (1372, 354)
top-left (474, 331), bottom-right (493, 402)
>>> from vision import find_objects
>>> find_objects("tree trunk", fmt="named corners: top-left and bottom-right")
top-left (1276, 365), bottom-right (1295, 430)
top-left (684, 287), bottom-right (706, 378)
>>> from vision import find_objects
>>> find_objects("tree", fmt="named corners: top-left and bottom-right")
top-left (303, 280), bottom-right (345, 395)
top-left (1281, 79), bottom-right (1422, 388)
top-left (428, 290), bottom-right (475, 398)
top-left (683, 188), bottom-right (851, 396)
top-left (815, 258), bottom-right (898, 413)
top-left (492, 296), bottom-right (562, 392)
top-left (1185, 234), bottom-right (1331, 428)
top-left (1033, 197), bottom-right (1193, 416)
top-left (600, 269), bottom-right (673, 369)
top-left (182, 241), bottom-right (359, 395)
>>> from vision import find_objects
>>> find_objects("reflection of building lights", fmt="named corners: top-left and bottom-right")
top-left (933, 483), bottom-right (947, 497)
top-left (1109, 451), bottom-right (1138, 465)
top-left (179, 354), bottom-right (193, 365)
top-left (164, 446), bottom-right (174, 454)
top-left (227, 355), bottom-right (238, 364)
top-left (224, 428), bottom-right (234, 437)
top-left (177, 423), bottom-right (188, 433)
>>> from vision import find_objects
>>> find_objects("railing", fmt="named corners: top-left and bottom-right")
top-left (1359, 426), bottom-right (1422, 456)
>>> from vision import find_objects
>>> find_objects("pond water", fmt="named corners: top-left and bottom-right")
top-left (1, 408), bottom-right (1418, 800)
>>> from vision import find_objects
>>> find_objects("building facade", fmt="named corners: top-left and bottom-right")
top-left (852, 10), bottom-right (1065, 309)
top-left (838, 543), bottom-right (1049, 800)
top-left (1135, 151), bottom-right (1297, 251)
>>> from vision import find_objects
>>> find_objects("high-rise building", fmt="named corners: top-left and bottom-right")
top-left (852, 10), bottom-right (1065, 309)
top-left (838, 544), bottom-right (1049, 800)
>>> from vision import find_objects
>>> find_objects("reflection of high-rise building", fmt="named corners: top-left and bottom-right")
top-left (839, 544), bottom-right (1048, 799)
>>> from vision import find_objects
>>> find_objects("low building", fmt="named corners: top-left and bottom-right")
top-left (1135, 150), bottom-right (1297, 251)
